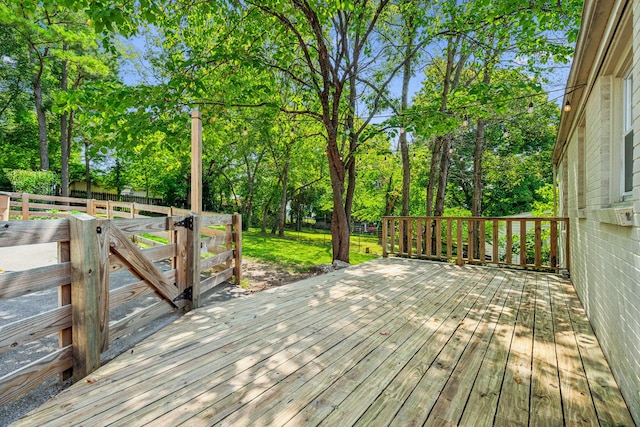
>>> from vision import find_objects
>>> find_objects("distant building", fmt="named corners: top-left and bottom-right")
top-left (554, 0), bottom-right (639, 420)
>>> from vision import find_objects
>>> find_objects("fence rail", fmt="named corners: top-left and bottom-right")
top-left (381, 216), bottom-right (570, 272)
top-left (0, 192), bottom-right (242, 405)
top-left (0, 191), bottom-right (176, 220)
top-left (70, 190), bottom-right (163, 205)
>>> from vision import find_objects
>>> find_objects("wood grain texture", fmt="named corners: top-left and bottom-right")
top-left (109, 217), bottom-right (167, 235)
top-left (200, 213), bottom-right (233, 227)
top-left (0, 263), bottom-right (71, 299)
top-left (0, 219), bottom-right (69, 246)
top-left (200, 267), bottom-right (234, 294)
top-left (0, 194), bottom-right (10, 221)
top-left (13, 260), bottom-right (633, 427)
top-left (109, 301), bottom-right (175, 343)
top-left (0, 346), bottom-right (73, 406)
top-left (0, 305), bottom-right (72, 355)
top-left (69, 214), bottom-right (102, 380)
top-left (109, 271), bottom-right (175, 309)
top-left (108, 226), bottom-right (178, 305)
top-left (200, 249), bottom-right (234, 271)
top-left (108, 244), bottom-right (176, 274)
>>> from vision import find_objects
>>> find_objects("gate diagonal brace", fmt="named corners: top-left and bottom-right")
top-left (173, 286), bottom-right (193, 302)
top-left (174, 216), bottom-right (194, 230)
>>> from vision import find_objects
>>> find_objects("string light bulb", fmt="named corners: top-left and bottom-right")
top-left (564, 100), bottom-right (572, 112)
top-left (462, 115), bottom-right (469, 127)
top-left (502, 125), bottom-right (509, 138)
top-left (242, 127), bottom-right (248, 136)
top-left (528, 102), bottom-right (534, 114)
top-left (290, 129), bottom-right (295, 137)
top-left (400, 127), bottom-right (406, 134)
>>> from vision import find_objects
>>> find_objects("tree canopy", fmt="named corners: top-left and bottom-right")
top-left (0, 0), bottom-right (583, 262)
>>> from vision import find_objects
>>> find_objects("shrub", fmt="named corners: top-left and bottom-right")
top-left (4, 169), bottom-right (58, 195)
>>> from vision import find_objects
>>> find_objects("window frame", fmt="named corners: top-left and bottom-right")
top-left (621, 68), bottom-right (633, 199)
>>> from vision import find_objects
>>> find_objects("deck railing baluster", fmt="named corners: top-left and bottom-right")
top-left (381, 215), bottom-right (567, 273)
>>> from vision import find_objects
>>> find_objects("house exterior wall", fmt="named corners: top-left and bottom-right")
top-left (558, 2), bottom-right (640, 421)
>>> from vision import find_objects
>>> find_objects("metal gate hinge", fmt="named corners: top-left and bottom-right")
top-left (174, 216), bottom-right (194, 230)
top-left (173, 286), bottom-right (193, 302)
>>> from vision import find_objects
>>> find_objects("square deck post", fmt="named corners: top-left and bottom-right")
top-left (233, 213), bottom-right (242, 286)
top-left (0, 192), bottom-right (10, 221)
top-left (69, 214), bottom-right (102, 380)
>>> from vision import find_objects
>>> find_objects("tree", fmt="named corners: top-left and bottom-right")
top-left (411, 0), bottom-right (581, 217)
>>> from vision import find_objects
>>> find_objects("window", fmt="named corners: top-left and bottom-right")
top-left (622, 69), bottom-right (633, 196)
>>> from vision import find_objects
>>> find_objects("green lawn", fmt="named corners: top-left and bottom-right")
top-left (243, 228), bottom-right (380, 269)
top-left (140, 227), bottom-right (381, 271)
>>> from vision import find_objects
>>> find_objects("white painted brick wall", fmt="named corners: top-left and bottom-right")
top-left (562, 59), bottom-right (640, 421)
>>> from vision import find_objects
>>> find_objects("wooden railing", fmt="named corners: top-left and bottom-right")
top-left (0, 191), bottom-right (173, 220)
top-left (381, 216), bottom-right (570, 272)
top-left (0, 208), bottom-right (241, 404)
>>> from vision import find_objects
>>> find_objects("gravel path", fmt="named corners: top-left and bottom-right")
top-left (0, 243), bottom-right (318, 425)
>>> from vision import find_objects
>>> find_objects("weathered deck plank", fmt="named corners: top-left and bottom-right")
top-left (13, 258), bottom-right (635, 427)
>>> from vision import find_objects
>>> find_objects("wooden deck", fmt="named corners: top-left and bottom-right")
top-left (14, 258), bottom-right (634, 426)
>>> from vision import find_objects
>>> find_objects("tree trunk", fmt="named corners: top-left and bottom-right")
top-left (434, 134), bottom-right (452, 216)
top-left (426, 136), bottom-right (443, 216)
top-left (399, 132), bottom-right (410, 216)
top-left (472, 119), bottom-right (486, 217)
top-left (33, 74), bottom-right (48, 171)
top-left (327, 128), bottom-right (350, 262)
top-left (84, 141), bottom-right (91, 199)
top-left (400, 17), bottom-right (414, 217)
top-left (261, 194), bottom-right (273, 233)
top-left (278, 155), bottom-right (289, 237)
top-left (60, 44), bottom-right (69, 196)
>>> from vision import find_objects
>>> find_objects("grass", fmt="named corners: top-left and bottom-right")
top-left (140, 226), bottom-right (381, 271)
top-left (243, 227), bottom-right (380, 269)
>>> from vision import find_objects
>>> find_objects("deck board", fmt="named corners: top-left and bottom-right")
top-left (13, 258), bottom-right (635, 427)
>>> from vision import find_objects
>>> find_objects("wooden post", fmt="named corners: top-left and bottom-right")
top-left (191, 214), bottom-right (202, 308)
top-left (456, 219), bottom-right (464, 266)
top-left (492, 219), bottom-right (499, 264)
top-left (550, 219), bottom-right (558, 269)
top-left (415, 219), bottom-right (422, 257)
top-left (389, 219), bottom-right (395, 254)
top-left (446, 220), bottom-right (453, 260)
top-left (96, 220), bottom-right (110, 351)
top-left (468, 220), bottom-right (474, 261)
top-left (506, 220), bottom-right (513, 265)
top-left (175, 213), bottom-right (201, 311)
top-left (191, 110), bottom-right (202, 214)
top-left (435, 219), bottom-right (442, 258)
top-left (87, 199), bottom-right (95, 217)
top-left (381, 218), bottom-right (388, 257)
top-left (520, 219), bottom-right (527, 267)
top-left (564, 218), bottom-right (571, 273)
top-left (534, 220), bottom-right (542, 267)
top-left (479, 220), bottom-right (486, 262)
top-left (69, 214), bottom-right (101, 380)
top-left (21, 193), bottom-right (29, 220)
top-left (0, 193), bottom-right (9, 221)
top-left (233, 213), bottom-right (242, 286)
top-left (175, 217), bottom-right (189, 311)
top-left (57, 241), bottom-right (72, 380)
top-left (406, 219), bottom-right (412, 257)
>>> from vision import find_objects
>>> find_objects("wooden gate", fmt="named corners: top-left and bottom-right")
top-left (0, 212), bottom-right (241, 405)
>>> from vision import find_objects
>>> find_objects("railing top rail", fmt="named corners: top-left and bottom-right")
top-left (382, 216), bottom-right (569, 222)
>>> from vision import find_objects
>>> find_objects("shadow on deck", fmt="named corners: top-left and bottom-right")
top-left (14, 258), bottom-right (634, 426)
